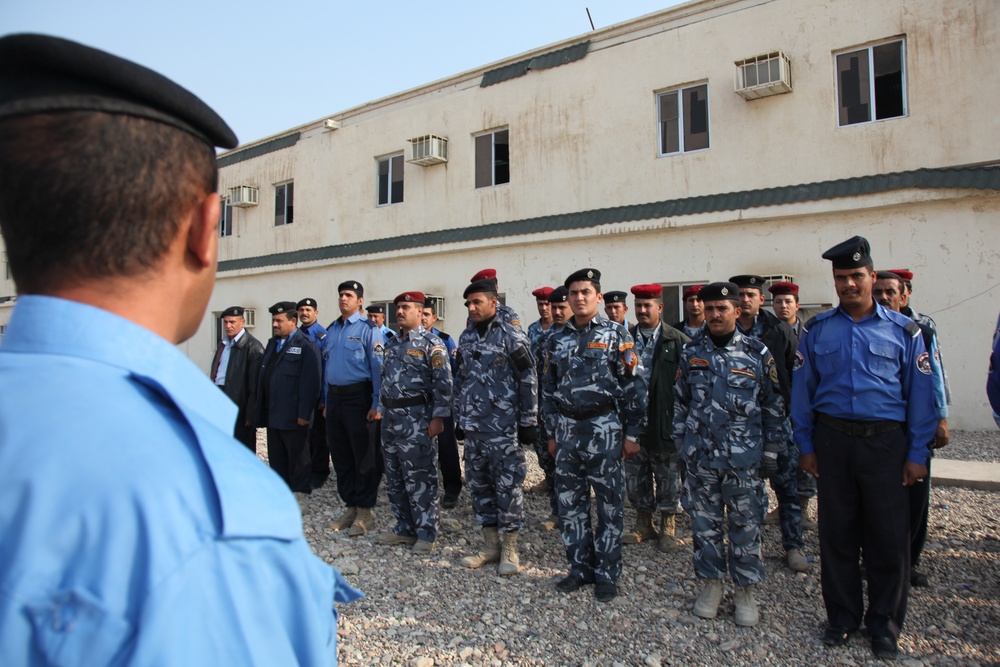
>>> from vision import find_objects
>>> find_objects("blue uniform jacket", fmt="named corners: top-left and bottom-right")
top-left (256, 329), bottom-right (323, 430)
top-left (324, 311), bottom-right (385, 410)
top-left (791, 301), bottom-right (937, 464)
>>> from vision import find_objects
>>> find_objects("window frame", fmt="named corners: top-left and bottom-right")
top-left (656, 82), bottom-right (711, 157)
top-left (274, 181), bottom-right (294, 227)
top-left (218, 197), bottom-right (233, 237)
top-left (376, 153), bottom-right (405, 206)
top-left (474, 128), bottom-right (510, 189)
top-left (835, 37), bottom-right (907, 127)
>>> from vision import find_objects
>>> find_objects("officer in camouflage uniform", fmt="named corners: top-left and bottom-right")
top-left (673, 282), bottom-right (787, 627)
top-left (525, 286), bottom-right (555, 498)
top-left (376, 292), bottom-right (452, 553)
top-left (624, 284), bottom-right (689, 551)
top-left (455, 278), bottom-right (538, 576)
top-left (542, 269), bottom-right (647, 603)
top-left (469, 268), bottom-right (523, 330)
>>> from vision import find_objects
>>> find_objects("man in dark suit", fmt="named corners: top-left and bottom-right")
top-left (256, 302), bottom-right (323, 494)
top-left (211, 305), bottom-right (265, 451)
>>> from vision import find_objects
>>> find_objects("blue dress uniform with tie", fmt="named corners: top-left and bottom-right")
top-left (792, 301), bottom-right (936, 642)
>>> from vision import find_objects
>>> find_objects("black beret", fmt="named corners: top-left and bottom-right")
top-left (822, 235), bottom-right (873, 269)
top-left (221, 306), bottom-right (244, 318)
top-left (699, 282), bottom-right (740, 303)
top-left (548, 286), bottom-right (569, 303)
top-left (338, 281), bottom-right (364, 297)
top-left (463, 279), bottom-right (497, 299)
top-left (365, 304), bottom-right (385, 314)
top-left (269, 301), bottom-right (297, 315)
top-left (296, 298), bottom-right (317, 309)
top-left (729, 275), bottom-right (767, 290)
top-left (564, 268), bottom-right (601, 288)
top-left (604, 291), bottom-right (627, 304)
top-left (0, 34), bottom-right (237, 149)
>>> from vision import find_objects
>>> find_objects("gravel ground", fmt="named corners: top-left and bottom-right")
top-left (935, 430), bottom-right (1000, 463)
top-left (259, 432), bottom-right (1000, 666)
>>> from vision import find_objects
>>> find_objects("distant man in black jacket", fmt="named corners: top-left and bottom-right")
top-left (256, 302), bottom-right (323, 494)
top-left (730, 274), bottom-right (807, 572)
top-left (211, 306), bottom-right (264, 451)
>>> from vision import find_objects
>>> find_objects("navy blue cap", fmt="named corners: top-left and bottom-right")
top-left (822, 236), bottom-right (873, 269)
top-left (699, 282), bottom-right (740, 303)
top-left (604, 291), bottom-right (627, 303)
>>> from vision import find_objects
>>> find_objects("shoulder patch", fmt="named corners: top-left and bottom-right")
top-left (690, 358), bottom-right (709, 368)
top-left (793, 350), bottom-right (805, 371)
top-left (917, 352), bottom-right (932, 375)
top-left (373, 342), bottom-right (384, 357)
top-left (588, 341), bottom-right (608, 349)
top-left (766, 357), bottom-right (779, 384)
top-left (731, 367), bottom-right (756, 380)
top-left (406, 348), bottom-right (425, 357)
top-left (619, 341), bottom-right (634, 352)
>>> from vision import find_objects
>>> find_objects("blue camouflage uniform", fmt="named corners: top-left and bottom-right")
top-left (454, 316), bottom-right (537, 532)
top-left (429, 326), bottom-right (463, 498)
top-left (379, 326), bottom-right (452, 542)
top-left (532, 322), bottom-right (561, 516)
top-left (792, 302), bottom-right (936, 640)
top-left (673, 331), bottom-right (788, 586)
top-left (541, 314), bottom-right (647, 587)
top-left (625, 323), bottom-right (688, 516)
top-left (324, 312), bottom-right (385, 509)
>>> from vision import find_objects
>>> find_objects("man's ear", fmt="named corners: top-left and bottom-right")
top-left (187, 192), bottom-right (219, 269)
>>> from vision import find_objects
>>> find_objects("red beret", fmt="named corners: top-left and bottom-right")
top-left (630, 284), bottom-right (663, 299)
top-left (471, 268), bottom-right (497, 282)
top-left (889, 269), bottom-right (913, 281)
top-left (532, 286), bottom-right (554, 300)
top-left (394, 291), bottom-right (426, 305)
top-left (682, 285), bottom-right (705, 300)
top-left (768, 281), bottom-right (799, 296)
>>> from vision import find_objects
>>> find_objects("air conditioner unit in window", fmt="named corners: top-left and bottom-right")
top-left (228, 185), bottom-right (259, 208)
top-left (735, 51), bottom-right (792, 100)
top-left (407, 135), bottom-right (448, 166)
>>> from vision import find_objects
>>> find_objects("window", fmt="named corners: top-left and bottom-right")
top-left (218, 198), bottom-right (233, 237)
top-left (836, 39), bottom-right (906, 126)
top-left (377, 154), bottom-right (404, 205)
top-left (657, 84), bottom-right (710, 155)
top-left (274, 182), bottom-right (294, 226)
top-left (475, 129), bottom-right (510, 188)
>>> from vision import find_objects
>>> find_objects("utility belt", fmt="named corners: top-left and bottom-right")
top-left (816, 412), bottom-right (902, 438)
top-left (327, 381), bottom-right (371, 395)
top-left (558, 402), bottom-right (615, 421)
top-left (383, 395), bottom-right (428, 409)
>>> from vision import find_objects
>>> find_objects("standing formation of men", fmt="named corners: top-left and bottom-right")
top-left (541, 269), bottom-right (647, 602)
top-left (793, 236), bottom-right (936, 660)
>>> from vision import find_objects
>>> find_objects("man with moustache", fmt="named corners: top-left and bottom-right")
top-left (297, 298), bottom-right (330, 488)
top-left (211, 306), bottom-right (264, 451)
top-left (793, 236), bottom-right (936, 660)
top-left (673, 282), bottom-right (786, 627)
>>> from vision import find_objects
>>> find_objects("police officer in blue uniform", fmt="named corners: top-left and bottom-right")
top-left (0, 34), bottom-right (359, 663)
top-left (298, 297), bottom-right (330, 488)
top-left (325, 281), bottom-right (385, 537)
top-left (542, 269), bottom-right (647, 603)
top-left (793, 236), bottom-right (936, 660)
top-left (367, 303), bottom-right (396, 341)
top-left (603, 291), bottom-right (629, 328)
top-left (256, 302), bottom-right (323, 494)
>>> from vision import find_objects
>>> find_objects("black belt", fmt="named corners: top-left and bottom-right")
top-left (817, 412), bottom-right (902, 437)
top-left (327, 381), bottom-right (370, 395)
top-left (383, 395), bottom-right (428, 409)
top-left (558, 403), bottom-right (614, 421)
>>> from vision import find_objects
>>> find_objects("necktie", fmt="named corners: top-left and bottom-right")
top-left (276, 337), bottom-right (285, 352)
top-left (210, 342), bottom-right (225, 381)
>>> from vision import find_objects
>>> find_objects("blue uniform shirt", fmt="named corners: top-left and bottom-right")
top-left (791, 302), bottom-right (936, 464)
top-left (300, 320), bottom-right (328, 347)
top-left (324, 311), bottom-right (385, 411)
top-left (0, 296), bottom-right (361, 666)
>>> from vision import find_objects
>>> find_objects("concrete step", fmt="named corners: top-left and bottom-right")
top-left (931, 459), bottom-right (1000, 491)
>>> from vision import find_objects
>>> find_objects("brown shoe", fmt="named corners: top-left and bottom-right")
top-left (348, 507), bottom-right (372, 537)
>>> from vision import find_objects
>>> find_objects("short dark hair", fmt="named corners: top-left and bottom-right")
top-left (0, 111), bottom-right (216, 293)
top-left (423, 302), bottom-right (437, 315)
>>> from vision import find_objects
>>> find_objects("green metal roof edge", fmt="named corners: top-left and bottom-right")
top-left (218, 166), bottom-right (1000, 273)
top-left (481, 41), bottom-right (591, 87)
top-left (217, 132), bottom-right (302, 168)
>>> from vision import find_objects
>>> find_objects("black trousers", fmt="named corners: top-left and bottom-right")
top-left (909, 458), bottom-right (931, 568)
top-left (326, 388), bottom-right (382, 508)
top-left (266, 428), bottom-right (312, 493)
top-left (233, 421), bottom-right (257, 452)
top-left (438, 415), bottom-right (463, 495)
top-left (815, 419), bottom-right (910, 640)
top-left (308, 404), bottom-right (329, 480)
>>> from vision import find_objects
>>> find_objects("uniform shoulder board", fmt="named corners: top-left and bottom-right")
top-left (903, 319), bottom-right (921, 338)
top-left (802, 310), bottom-right (832, 334)
top-left (743, 336), bottom-right (769, 356)
top-left (438, 331), bottom-right (451, 340)
top-left (363, 318), bottom-right (378, 328)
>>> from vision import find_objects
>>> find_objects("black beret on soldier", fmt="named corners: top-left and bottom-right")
top-left (338, 281), bottom-right (363, 297)
top-left (269, 301), bottom-right (297, 315)
top-left (548, 286), bottom-right (569, 303)
top-left (0, 34), bottom-right (237, 149)
top-left (729, 275), bottom-right (767, 290)
top-left (296, 298), bottom-right (317, 309)
top-left (463, 279), bottom-right (497, 299)
top-left (564, 268), bottom-right (601, 288)
top-left (822, 235), bottom-right (873, 269)
top-left (604, 291), bottom-right (627, 304)
top-left (365, 304), bottom-right (385, 315)
top-left (221, 306), bottom-right (245, 318)
top-left (699, 282), bottom-right (740, 303)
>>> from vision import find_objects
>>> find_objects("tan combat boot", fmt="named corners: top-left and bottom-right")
top-left (459, 526), bottom-right (501, 569)
top-left (623, 510), bottom-right (658, 544)
top-left (526, 478), bottom-right (549, 494)
top-left (331, 506), bottom-right (357, 531)
top-left (800, 495), bottom-right (818, 531)
top-left (764, 506), bottom-right (780, 525)
top-left (693, 579), bottom-right (724, 619)
top-left (347, 507), bottom-right (372, 537)
top-left (497, 530), bottom-right (520, 576)
top-left (733, 585), bottom-right (759, 627)
top-left (376, 532), bottom-right (417, 546)
top-left (656, 513), bottom-right (681, 552)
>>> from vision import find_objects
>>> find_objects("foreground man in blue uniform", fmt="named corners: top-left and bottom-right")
top-left (793, 236), bottom-right (935, 661)
top-left (0, 34), bottom-right (360, 665)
